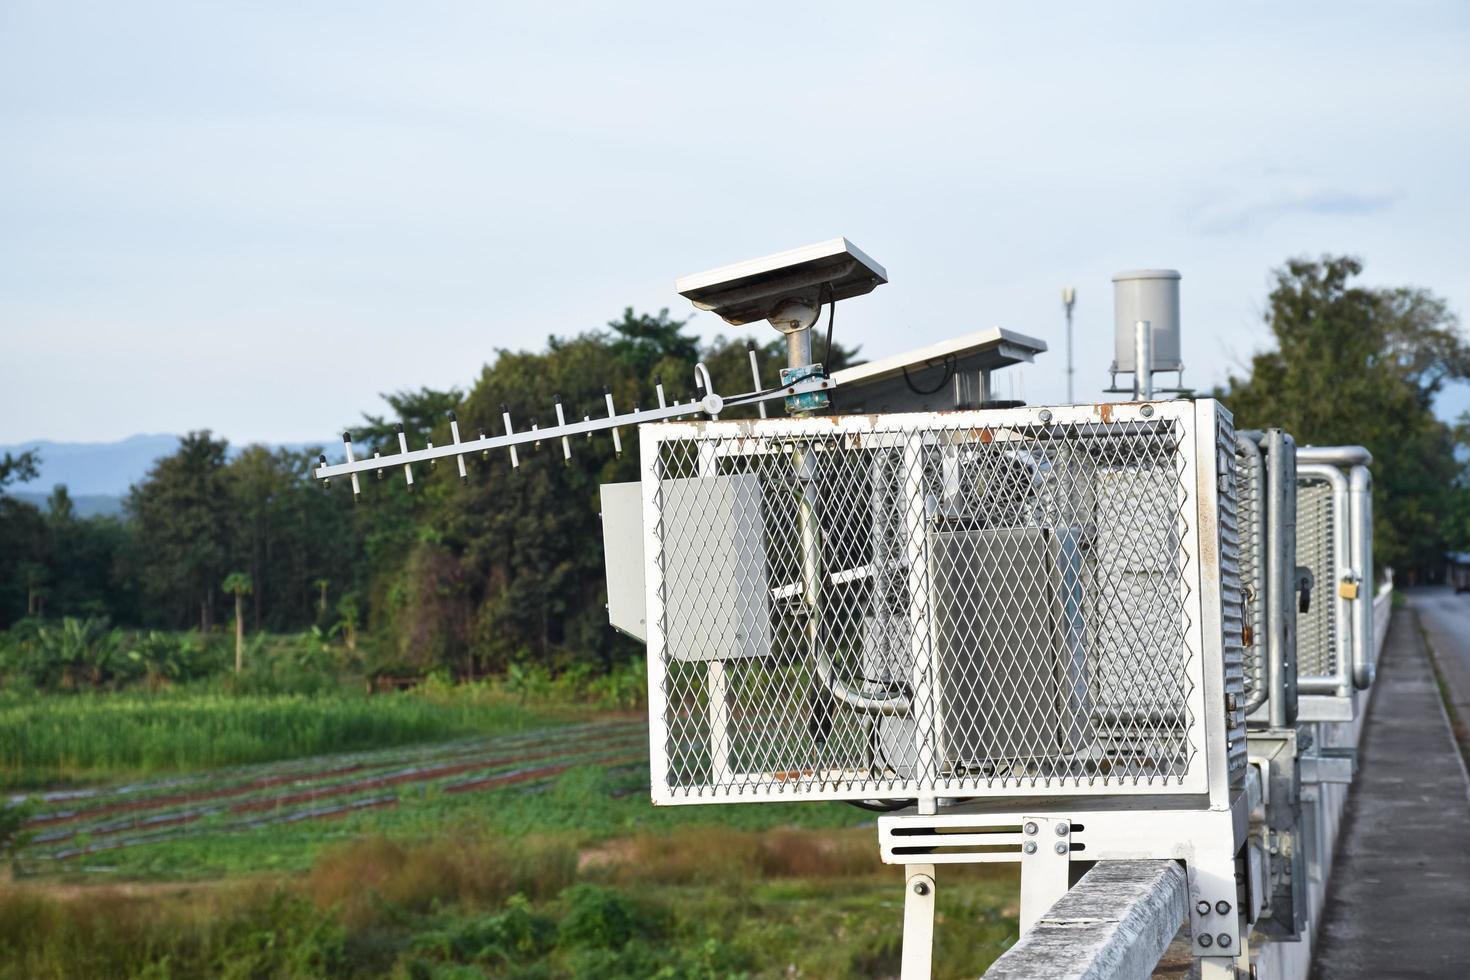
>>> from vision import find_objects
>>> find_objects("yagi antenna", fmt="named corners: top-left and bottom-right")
top-left (313, 361), bottom-right (835, 494)
top-left (314, 238), bottom-right (884, 495)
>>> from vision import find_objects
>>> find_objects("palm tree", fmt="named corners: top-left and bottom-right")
top-left (222, 572), bottom-right (253, 674)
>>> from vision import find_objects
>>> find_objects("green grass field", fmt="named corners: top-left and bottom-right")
top-left (2, 688), bottom-right (1021, 978)
top-left (0, 687), bottom-right (567, 790)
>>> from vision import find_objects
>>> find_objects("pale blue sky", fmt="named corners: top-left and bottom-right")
top-left (3, 1), bottom-right (1468, 444)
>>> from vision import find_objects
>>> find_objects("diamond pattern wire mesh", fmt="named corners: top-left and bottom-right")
top-left (1296, 477), bottom-right (1337, 678)
top-left (646, 406), bottom-right (1222, 801)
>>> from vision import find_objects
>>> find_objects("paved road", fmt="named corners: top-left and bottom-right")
top-left (1410, 586), bottom-right (1470, 765)
top-left (1310, 592), bottom-right (1470, 979)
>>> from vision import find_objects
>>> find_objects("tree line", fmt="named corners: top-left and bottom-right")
top-left (0, 310), bottom-right (857, 677)
top-left (3, 257), bottom-right (1469, 680)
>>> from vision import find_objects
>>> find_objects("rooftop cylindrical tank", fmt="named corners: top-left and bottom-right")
top-left (1112, 270), bottom-right (1181, 374)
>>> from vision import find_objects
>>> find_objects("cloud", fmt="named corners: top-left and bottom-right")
top-left (1189, 183), bottom-right (1400, 235)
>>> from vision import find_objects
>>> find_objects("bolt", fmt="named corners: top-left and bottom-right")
top-left (1217, 934), bottom-right (1232, 948)
top-left (1024, 821), bottom-right (1039, 836)
top-left (1054, 842), bottom-right (1068, 855)
top-left (1141, 404), bottom-right (1155, 418)
top-left (1196, 900), bottom-right (1211, 915)
top-left (1216, 900), bottom-right (1231, 915)
top-left (912, 881), bottom-right (930, 896)
top-left (1039, 409), bottom-right (1053, 423)
top-left (1054, 822), bottom-right (1068, 837)
top-left (1023, 841), bottom-right (1038, 855)
top-left (1199, 934), bottom-right (1213, 948)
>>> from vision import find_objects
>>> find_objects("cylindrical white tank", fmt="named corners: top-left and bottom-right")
top-left (1112, 270), bottom-right (1181, 373)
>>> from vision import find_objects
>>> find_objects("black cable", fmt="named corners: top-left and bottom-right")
top-left (845, 798), bottom-right (915, 813)
top-left (902, 355), bottom-right (957, 395)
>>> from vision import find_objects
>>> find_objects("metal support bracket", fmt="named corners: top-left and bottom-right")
top-left (1300, 746), bottom-right (1356, 784)
top-left (901, 863), bottom-right (936, 980)
top-left (1019, 816), bottom-right (1072, 934)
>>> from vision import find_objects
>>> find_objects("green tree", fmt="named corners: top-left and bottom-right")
top-left (0, 450), bottom-right (40, 491)
top-left (222, 572), bottom-right (254, 674)
top-left (127, 432), bottom-right (232, 630)
top-left (357, 386), bottom-right (465, 453)
top-left (0, 450), bottom-right (46, 626)
top-left (1216, 256), bottom-right (1470, 572)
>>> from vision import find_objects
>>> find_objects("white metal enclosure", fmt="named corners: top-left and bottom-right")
top-left (1294, 449), bottom-right (1375, 701)
top-left (640, 400), bottom-right (1245, 805)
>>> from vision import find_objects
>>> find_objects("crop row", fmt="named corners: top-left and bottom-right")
top-left (20, 719), bottom-right (649, 862)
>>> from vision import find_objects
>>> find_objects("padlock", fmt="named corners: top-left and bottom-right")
top-left (1338, 579), bottom-right (1360, 600)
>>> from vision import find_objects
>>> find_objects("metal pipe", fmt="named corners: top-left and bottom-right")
top-left (746, 342), bottom-right (767, 418)
top-left (1133, 320), bottom-right (1153, 400)
top-left (1296, 463), bottom-right (1352, 696)
top-left (787, 328), bottom-right (813, 370)
top-left (796, 446), bottom-right (911, 716)
top-left (1349, 464), bottom-right (1375, 689)
top-left (1237, 435), bottom-right (1269, 714)
top-left (1297, 445), bottom-right (1372, 467)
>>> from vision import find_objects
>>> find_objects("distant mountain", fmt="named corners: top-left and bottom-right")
top-left (9, 490), bottom-right (126, 518)
top-left (1, 434), bottom-right (317, 500)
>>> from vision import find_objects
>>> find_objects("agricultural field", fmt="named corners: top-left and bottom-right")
top-left (3, 697), bottom-right (1022, 978)
top-left (0, 684), bottom-right (574, 790)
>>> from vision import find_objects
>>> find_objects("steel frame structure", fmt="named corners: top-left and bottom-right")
top-left (638, 399), bottom-right (1252, 978)
top-left (640, 400), bottom-right (1240, 808)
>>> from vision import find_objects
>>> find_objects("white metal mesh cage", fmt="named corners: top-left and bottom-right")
top-left (1296, 476), bottom-right (1337, 679)
top-left (641, 401), bottom-right (1240, 803)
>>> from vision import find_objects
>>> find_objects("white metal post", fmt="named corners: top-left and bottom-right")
top-left (1349, 464), bottom-right (1374, 689)
top-left (1134, 319), bottom-right (1153, 400)
top-left (901, 863), bottom-right (937, 980)
top-left (1062, 286), bottom-right (1076, 404)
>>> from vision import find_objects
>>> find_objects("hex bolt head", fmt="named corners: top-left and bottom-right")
top-left (1216, 900), bottom-right (1231, 915)
top-left (1054, 822), bottom-right (1069, 837)
top-left (1199, 934), bottom-right (1213, 948)
top-left (1141, 404), bottom-right (1155, 418)
top-left (1023, 821), bottom-right (1039, 836)
top-left (1217, 934), bottom-right (1232, 948)
top-left (1054, 842), bottom-right (1068, 855)
top-left (1039, 409), bottom-right (1054, 423)
top-left (1023, 841), bottom-right (1038, 855)
top-left (1196, 900), bottom-right (1211, 915)
top-left (912, 881), bottom-right (930, 896)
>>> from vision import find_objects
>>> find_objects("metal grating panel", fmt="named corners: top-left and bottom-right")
top-left (642, 403), bottom-right (1228, 803)
top-left (1215, 412), bottom-right (1248, 789)
top-left (1296, 477), bottom-right (1337, 678)
top-left (1236, 443), bottom-right (1265, 708)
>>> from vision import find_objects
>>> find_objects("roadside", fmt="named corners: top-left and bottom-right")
top-left (1405, 586), bottom-right (1470, 786)
top-left (1310, 600), bottom-right (1470, 979)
